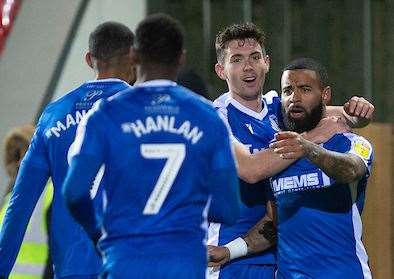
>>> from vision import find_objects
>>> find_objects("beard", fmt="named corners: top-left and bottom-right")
top-left (282, 101), bottom-right (323, 133)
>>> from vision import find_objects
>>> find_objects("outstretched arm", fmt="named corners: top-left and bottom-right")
top-left (327, 96), bottom-right (374, 128)
top-left (234, 116), bottom-right (349, 183)
top-left (270, 131), bottom-right (367, 183)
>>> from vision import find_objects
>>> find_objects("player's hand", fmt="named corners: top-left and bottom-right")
top-left (207, 245), bottom-right (230, 267)
top-left (304, 116), bottom-right (350, 144)
top-left (270, 131), bottom-right (312, 160)
top-left (343, 96), bottom-right (374, 120)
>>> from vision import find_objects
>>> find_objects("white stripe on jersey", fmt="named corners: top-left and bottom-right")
top-left (352, 204), bottom-right (372, 279)
top-left (207, 223), bottom-right (222, 279)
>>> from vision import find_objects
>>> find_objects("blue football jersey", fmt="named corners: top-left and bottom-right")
top-left (208, 91), bottom-right (281, 266)
top-left (272, 133), bottom-right (373, 279)
top-left (70, 80), bottom-right (238, 262)
top-left (0, 79), bottom-right (130, 278)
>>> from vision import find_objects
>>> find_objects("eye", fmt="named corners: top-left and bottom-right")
top-left (231, 57), bottom-right (242, 63)
top-left (251, 54), bottom-right (261, 60)
top-left (282, 88), bottom-right (292, 96)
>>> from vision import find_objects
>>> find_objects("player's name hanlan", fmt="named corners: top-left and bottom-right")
top-left (121, 115), bottom-right (204, 144)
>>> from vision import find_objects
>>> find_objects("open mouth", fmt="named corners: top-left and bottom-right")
top-left (242, 76), bottom-right (257, 85)
top-left (288, 106), bottom-right (306, 118)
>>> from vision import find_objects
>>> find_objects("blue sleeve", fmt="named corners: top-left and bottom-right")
top-left (63, 154), bottom-right (102, 244)
top-left (208, 118), bottom-right (240, 225)
top-left (63, 105), bottom-right (106, 243)
top-left (0, 162), bottom-right (49, 277)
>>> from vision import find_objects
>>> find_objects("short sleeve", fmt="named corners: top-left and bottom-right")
top-left (344, 133), bottom-right (374, 176)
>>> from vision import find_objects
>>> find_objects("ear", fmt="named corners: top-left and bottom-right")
top-left (322, 86), bottom-right (331, 105)
top-left (264, 54), bottom-right (271, 73)
top-left (215, 63), bottom-right (226, 81)
top-left (85, 52), bottom-right (93, 69)
top-left (176, 49), bottom-right (187, 67)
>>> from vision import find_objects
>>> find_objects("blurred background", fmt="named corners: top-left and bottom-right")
top-left (0, 0), bottom-right (392, 278)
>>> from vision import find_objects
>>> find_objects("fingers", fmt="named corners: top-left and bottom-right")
top-left (273, 131), bottom-right (298, 141)
top-left (345, 96), bottom-right (374, 119)
top-left (208, 261), bottom-right (222, 267)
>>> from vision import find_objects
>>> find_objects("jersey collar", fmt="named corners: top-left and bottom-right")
top-left (135, 79), bottom-right (177, 87)
top-left (226, 93), bottom-right (268, 120)
top-left (85, 78), bottom-right (129, 86)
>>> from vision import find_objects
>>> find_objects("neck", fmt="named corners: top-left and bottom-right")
top-left (135, 63), bottom-right (178, 84)
top-left (230, 91), bottom-right (263, 113)
top-left (96, 69), bottom-right (127, 82)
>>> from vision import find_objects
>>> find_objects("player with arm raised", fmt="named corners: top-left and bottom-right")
top-left (212, 58), bottom-right (374, 279)
top-left (207, 23), bottom-right (374, 279)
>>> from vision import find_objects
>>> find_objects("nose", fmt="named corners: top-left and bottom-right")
top-left (243, 57), bottom-right (254, 71)
top-left (289, 89), bottom-right (302, 103)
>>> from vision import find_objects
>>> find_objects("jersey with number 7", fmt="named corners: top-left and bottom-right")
top-left (64, 80), bottom-right (240, 272)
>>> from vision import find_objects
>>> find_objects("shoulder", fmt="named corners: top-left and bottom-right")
top-left (326, 132), bottom-right (373, 160)
top-left (262, 90), bottom-right (280, 105)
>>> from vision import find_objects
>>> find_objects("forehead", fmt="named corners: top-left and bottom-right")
top-left (281, 69), bottom-right (319, 86)
top-left (224, 38), bottom-right (263, 56)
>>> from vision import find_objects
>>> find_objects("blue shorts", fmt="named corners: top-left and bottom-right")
top-left (101, 254), bottom-right (206, 279)
top-left (215, 264), bottom-right (276, 279)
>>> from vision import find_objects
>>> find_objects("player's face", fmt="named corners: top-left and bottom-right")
top-left (281, 69), bottom-right (330, 132)
top-left (216, 39), bottom-right (269, 102)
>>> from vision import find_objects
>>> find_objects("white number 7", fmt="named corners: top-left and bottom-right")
top-left (141, 143), bottom-right (186, 215)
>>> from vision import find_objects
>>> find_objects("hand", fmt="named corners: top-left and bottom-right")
top-left (304, 116), bottom-right (350, 144)
top-left (344, 96), bottom-right (374, 120)
top-left (207, 245), bottom-right (230, 267)
top-left (270, 131), bottom-right (312, 160)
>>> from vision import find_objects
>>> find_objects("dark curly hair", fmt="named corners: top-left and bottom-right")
top-left (135, 13), bottom-right (184, 66)
top-left (215, 22), bottom-right (266, 63)
top-left (89, 21), bottom-right (134, 60)
top-left (283, 57), bottom-right (329, 88)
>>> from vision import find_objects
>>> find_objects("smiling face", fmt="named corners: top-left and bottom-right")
top-left (281, 69), bottom-right (331, 132)
top-left (215, 38), bottom-right (270, 103)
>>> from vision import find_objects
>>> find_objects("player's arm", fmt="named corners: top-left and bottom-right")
top-left (235, 116), bottom-right (349, 184)
top-left (208, 118), bottom-right (241, 225)
top-left (0, 129), bottom-right (50, 277)
top-left (208, 200), bottom-right (276, 267)
top-left (327, 96), bottom-right (374, 128)
top-left (63, 154), bottom-right (102, 245)
top-left (62, 107), bottom-right (105, 245)
top-left (271, 132), bottom-right (368, 183)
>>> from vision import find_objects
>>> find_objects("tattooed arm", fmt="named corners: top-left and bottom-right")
top-left (270, 131), bottom-right (367, 183)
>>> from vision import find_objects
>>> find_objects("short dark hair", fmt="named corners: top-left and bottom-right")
top-left (89, 21), bottom-right (134, 60)
top-left (135, 13), bottom-right (184, 66)
top-left (283, 58), bottom-right (329, 88)
top-left (215, 22), bottom-right (266, 63)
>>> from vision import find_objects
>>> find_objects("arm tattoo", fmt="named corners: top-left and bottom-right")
top-left (243, 217), bottom-right (276, 254)
top-left (305, 142), bottom-right (367, 184)
top-left (258, 220), bottom-right (277, 243)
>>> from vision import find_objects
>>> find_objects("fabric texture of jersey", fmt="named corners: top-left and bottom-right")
top-left (70, 80), bottom-right (238, 277)
top-left (208, 91), bottom-right (281, 267)
top-left (0, 79), bottom-right (130, 278)
top-left (272, 133), bottom-right (374, 279)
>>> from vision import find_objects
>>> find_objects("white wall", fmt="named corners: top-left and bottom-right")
top-left (0, 0), bottom-right (146, 199)
top-left (54, 0), bottom-right (146, 99)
